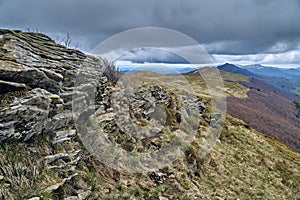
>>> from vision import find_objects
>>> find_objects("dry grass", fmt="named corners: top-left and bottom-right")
top-left (1, 70), bottom-right (299, 199)
top-left (84, 71), bottom-right (300, 199)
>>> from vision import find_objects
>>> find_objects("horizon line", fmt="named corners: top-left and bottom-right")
top-left (115, 61), bottom-right (300, 69)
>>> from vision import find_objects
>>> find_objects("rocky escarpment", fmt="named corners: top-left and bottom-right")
top-left (0, 29), bottom-right (208, 200)
top-left (0, 29), bottom-right (107, 142)
top-left (0, 29), bottom-right (110, 199)
top-left (0, 29), bottom-right (213, 200)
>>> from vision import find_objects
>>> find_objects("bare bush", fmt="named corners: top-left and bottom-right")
top-left (64, 33), bottom-right (71, 47)
top-left (102, 59), bottom-right (120, 84)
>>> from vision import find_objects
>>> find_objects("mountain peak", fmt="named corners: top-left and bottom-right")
top-left (217, 63), bottom-right (256, 77)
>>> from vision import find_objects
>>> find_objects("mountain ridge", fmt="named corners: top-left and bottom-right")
top-left (240, 64), bottom-right (300, 82)
top-left (217, 63), bottom-right (300, 96)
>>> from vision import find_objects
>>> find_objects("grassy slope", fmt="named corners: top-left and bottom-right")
top-left (1, 71), bottom-right (300, 199)
top-left (1, 112), bottom-right (299, 199)
top-left (96, 71), bottom-right (300, 200)
top-left (218, 64), bottom-right (300, 96)
top-left (200, 115), bottom-right (300, 199)
top-left (185, 68), bottom-right (250, 98)
top-left (218, 69), bottom-right (300, 152)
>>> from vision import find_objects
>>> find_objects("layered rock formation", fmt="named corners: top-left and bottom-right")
top-left (0, 29), bottom-right (107, 142)
top-left (0, 29), bottom-right (110, 199)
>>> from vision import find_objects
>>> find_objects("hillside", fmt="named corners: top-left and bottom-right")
top-left (239, 78), bottom-right (300, 102)
top-left (217, 63), bottom-right (257, 77)
top-left (218, 63), bottom-right (300, 96)
top-left (227, 89), bottom-right (300, 151)
top-left (188, 68), bottom-right (300, 151)
top-left (214, 67), bottom-right (300, 152)
top-left (0, 29), bottom-right (300, 200)
top-left (240, 64), bottom-right (300, 83)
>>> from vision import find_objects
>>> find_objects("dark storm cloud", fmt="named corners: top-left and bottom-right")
top-left (117, 48), bottom-right (189, 64)
top-left (0, 0), bottom-right (300, 57)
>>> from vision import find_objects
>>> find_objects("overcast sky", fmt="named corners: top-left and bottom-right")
top-left (0, 0), bottom-right (300, 66)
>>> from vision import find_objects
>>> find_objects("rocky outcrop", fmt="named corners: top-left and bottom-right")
top-left (0, 29), bottom-right (106, 142)
top-left (0, 29), bottom-right (216, 199)
top-left (0, 29), bottom-right (109, 199)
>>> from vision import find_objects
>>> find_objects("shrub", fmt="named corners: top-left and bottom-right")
top-left (102, 59), bottom-right (120, 84)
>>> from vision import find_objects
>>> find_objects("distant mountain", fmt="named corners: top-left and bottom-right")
top-left (239, 64), bottom-right (300, 82)
top-left (217, 63), bottom-right (300, 96)
top-left (217, 63), bottom-right (257, 77)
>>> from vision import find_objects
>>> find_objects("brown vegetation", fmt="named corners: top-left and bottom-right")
top-left (239, 78), bottom-right (300, 102)
top-left (227, 89), bottom-right (300, 152)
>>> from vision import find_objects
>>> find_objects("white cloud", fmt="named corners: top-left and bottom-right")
top-left (212, 50), bottom-right (300, 67)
